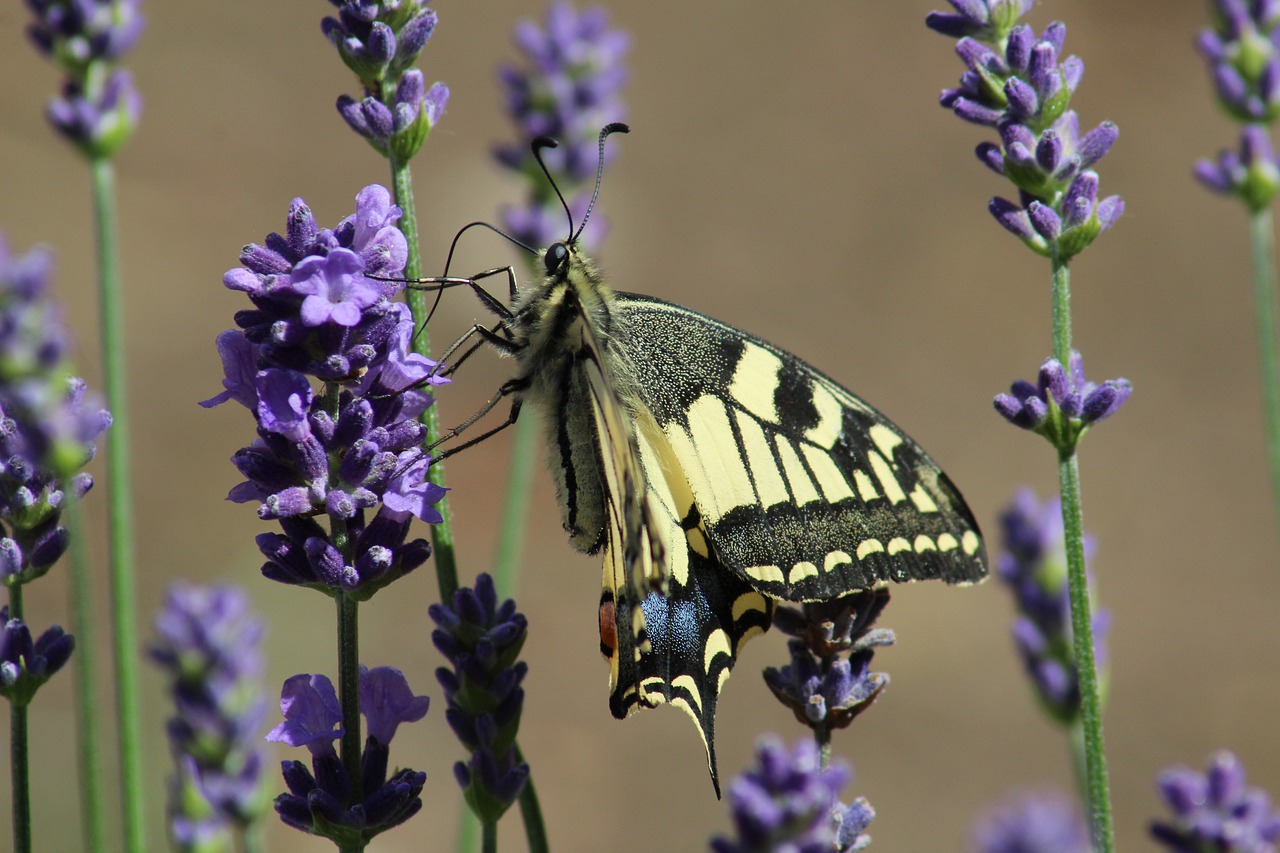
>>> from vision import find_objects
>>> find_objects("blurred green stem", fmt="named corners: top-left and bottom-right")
top-left (91, 155), bottom-right (144, 853)
top-left (1248, 209), bottom-right (1280, 544)
top-left (65, 502), bottom-right (105, 853)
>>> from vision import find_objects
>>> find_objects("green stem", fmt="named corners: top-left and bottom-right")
top-left (482, 820), bottom-right (497, 853)
top-left (1057, 451), bottom-right (1113, 852)
top-left (90, 155), bottom-right (144, 853)
top-left (1050, 251), bottom-right (1073, 367)
top-left (11, 699), bottom-right (30, 853)
top-left (1049, 254), bottom-right (1113, 851)
top-left (1248, 209), bottom-right (1280, 543)
top-left (337, 591), bottom-right (362, 799)
top-left (514, 744), bottom-right (549, 853)
top-left (238, 823), bottom-right (265, 853)
top-left (456, 805), bottom-right (480, 853)
top-left (493, 414), bottom-right (539, 598)
top-left (65, 502), bottom-right (105, 853)
top-left (336, 591), bottom-right (364, 853)
top-left (388, 156), bottom-right (461, 602)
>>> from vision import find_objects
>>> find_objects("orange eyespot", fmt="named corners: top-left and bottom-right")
top-left (598, 598), bottom-right (616, 658)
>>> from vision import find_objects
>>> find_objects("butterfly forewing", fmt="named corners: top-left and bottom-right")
top-left (611, 293), bottom-right (987, 601)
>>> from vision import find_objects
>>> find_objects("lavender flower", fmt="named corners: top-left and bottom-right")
top-left (925, 1), bottom-right (1036, 43)
top-left (0, 236), bottom-right (111, 590)
top-left (993, 350), bottom-right (1131, 449)
top-left (268, 668), bottom-right (428, 845)
top-left (1200, 121), bottom-right (1280, 212)
top-left (1151, 751), bottom-right (1280, 852)
top-left (1198, 1), bottom-right (1280, 123)
top-left (709, 736), bottom-right (872, 852)
top-left (929, 8), bottom-right (1123, 260)
top-left (25, 0), bottom-right (144, 158)
top-left (325, 1), bottom-right (448, 161)
top-left (150, 583), bottom-right (269, 845)
top-left (495, 1), bottom-right (630, 250)
top-left (207, 185), bottom-right (446, 601)
top-left (971, 790), bottom-right (1090, 853)
top-left (763, 590), bottom-right (894, 737)
top-left (0, 607), bottom-right (74, 706)
top-left (995, 489), bottom-right (1110, 724)
top-left (430, 573), bottom-right (530, 822)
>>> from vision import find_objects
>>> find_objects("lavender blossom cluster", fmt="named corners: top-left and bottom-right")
top-left (25, 0), bottom-right (143, 158)
top-left (150, 583), bottom-right (269, 848)
top-left (928, 0), bottom-right (1122, 261)
top-left (495, 2), bottom-right (630, 250)
top-left (327, 1), bottom-right (449, 162)
top-left (205, 185), bottom-right (446, 601)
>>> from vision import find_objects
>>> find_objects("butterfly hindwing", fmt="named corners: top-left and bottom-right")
top-left (612, 292), bottom-right (987, 601)
top-left (575, 294), bottom-right (771, 795)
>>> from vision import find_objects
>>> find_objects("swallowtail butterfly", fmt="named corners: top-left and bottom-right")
top-left (429, 124), bottom-right (987, 795)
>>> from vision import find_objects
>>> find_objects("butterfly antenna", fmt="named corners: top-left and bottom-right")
top-left (572, 122), bottom-right (630, 245)
top-left (531, 136), bottom-right (574, 242)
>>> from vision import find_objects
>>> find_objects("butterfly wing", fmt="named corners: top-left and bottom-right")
top-left (612, 292), bottom-right (988, 601)
top-left (576, 297), bottom-right (771, 796)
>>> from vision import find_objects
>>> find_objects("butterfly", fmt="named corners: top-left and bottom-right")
top-left (427, 123), bottom-right (987, 795)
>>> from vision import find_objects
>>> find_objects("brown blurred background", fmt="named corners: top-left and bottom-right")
top-left (1, 1), bottom-right (1275, 850)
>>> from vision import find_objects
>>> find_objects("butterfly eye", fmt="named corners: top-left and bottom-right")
top-left (544, 242), bottom-right (569, 275)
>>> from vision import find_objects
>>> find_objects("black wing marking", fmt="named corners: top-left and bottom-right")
top-left (611, 293), bottom-right (988, 601)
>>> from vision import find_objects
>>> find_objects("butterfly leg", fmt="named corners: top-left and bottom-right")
top-left (431, 382), bottom-right (529, 461)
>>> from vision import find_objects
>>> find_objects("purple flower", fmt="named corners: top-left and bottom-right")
top-left (430, 573), bottom-right (530, 822)
top-left (495, 2), bottom-right (630, 252)
top-left (926, 0), bottom-right (1037, 42)
top-left (25, 0), bottom-right (145, 70)
top-left (1198, 1), bottom-right (1280, 123)
top-left (46, 68), bottom-right (141, 158)
top-left (1151, 751), bottom-right (1280, 852)
top-left (325, 2), bottom-right (446, 160)
top-left (150, 583), bottom-right (269, 834)
top-left (0, 606), bottom-right (74, 706)
top-left (0, 236), bottom-right (110, 588)
top-left (211, 188), bottom-right (441, 600)
top-left (709, 737), bottom-right (870, 853)
top-left (994, 489), bottom-right (1110, 724)
top-left (359, 665), bottom-right (429, 746)
top-left (270, 668), bottom-right (429, 845)
top-left (266, 674), bottom-right (344, 757)
top-left (1197, 125), bottom-right (1280, 211)
top-left (971, 790), bottom-right (1089, 853)
top-left (763, 590), bottom-right (894, 734)
top-left (25, 0), bottom-right (144, 158)
top-left (930, 11), bottom-right (1123, 258)
top-left (993, 350), bottom-right (1131, 448)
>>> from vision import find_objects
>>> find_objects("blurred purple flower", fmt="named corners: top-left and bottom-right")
top-left (1198, 0), bottom-right (1280, 123)
top-left (709, 736), bottom-right (871, 852)
top-left (1151, 750), bottom-right (1280, 852)
top-left (1198, 124), bottom-right (1280, 211)
top-left (25, 0), bottom-right (144, 157)
top-left (0, 236), bottom-right (110, 588)
top-left (995, 489), bottom-right (1110, 724)
top-left (971, 790), bottom-right (1090, 853)
top-left (150, 583), bottom-right (269, 837)
top-left (494, 2), bottom-right (630, 251)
